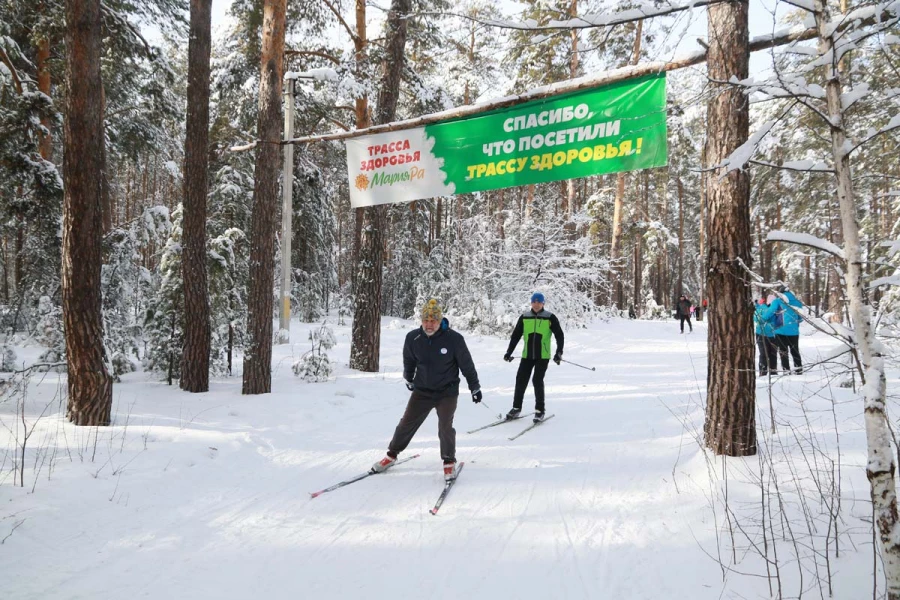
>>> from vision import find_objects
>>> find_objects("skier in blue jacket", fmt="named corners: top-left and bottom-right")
top-left (754, 297), bottom-right (777, 376)
top-left (761, 286), bottom-right (803, 374)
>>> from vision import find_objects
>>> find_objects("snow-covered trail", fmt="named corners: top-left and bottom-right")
top-left (4, 317), bottom-right (850, 599)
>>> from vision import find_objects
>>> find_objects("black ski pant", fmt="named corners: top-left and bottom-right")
top-left (774, 334), bottom-right (802, 373)
top-left (387, 390), bottom-right (458, 463)
top-left (756, 334), bottom-right (777, 375)
top-left (512, 358), bottom-right (550, 412)
top-left (679, 315), bottom-right (692, 332)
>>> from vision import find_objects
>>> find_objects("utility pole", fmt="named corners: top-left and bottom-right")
top-left (278, 75), bottom-right (295, 343)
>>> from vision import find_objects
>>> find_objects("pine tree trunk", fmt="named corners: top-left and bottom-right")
top-left (702, 0), bottom-right (756, 457)
top-left (678, 177), bottom-right (684, 295)
top-left (813, 0), bottom-right (900, 593)
top-left (62, 0), bottom-right (113, 426)
top-left (36, 14), bottom-right (52, 161)
top-left (348, 0), bottom-right (411, 372)
top-left (610, 174), bottom-right (624, 307)
top-left (699, 144), bottom-right (707, 304)
top-left (180, 0), bottom-right (212, 393)
top-left (242, 0), bottom-right (286, 394)
top-left (350, 0), bottom-right (369, 292)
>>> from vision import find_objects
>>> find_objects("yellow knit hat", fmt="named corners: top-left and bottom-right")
top-left (421, 298), bottom-right (443, 321)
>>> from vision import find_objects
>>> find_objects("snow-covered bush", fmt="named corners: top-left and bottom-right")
top-left (0, 344), bottom-right (16, 372)
top-left (292, 323), bottom-right (336, 382)
top-left (34, 296), bottom-right (64, 363)
top-left (642, 294), bottom-right (670, 321)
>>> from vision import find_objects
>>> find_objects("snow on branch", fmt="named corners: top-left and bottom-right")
top-left (440, 0), bottom-right (726, 32)
top-left (849, 113), bottom-right (900, 154)
top-left (870, 274), bottom-right (900, 288)
top-left (286, 68), bottom-right (339, 82)
top-left (717, 121), bottom-right (776, 173)
top-left (766, 230), bottom-right (845, 259)
top-left (782, 0), bottom-right (816, 12)
top-left (879, 240), bottom-right (900, 257)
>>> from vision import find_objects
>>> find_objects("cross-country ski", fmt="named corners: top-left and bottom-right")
top-left (508, 414), bottom-right (556, 440)
top-left (430, 462), bottom-right (465, 515)
top-left (309, 454), bottom-right (420, 498)
top-left (465, 413), bottom-right (534, 434)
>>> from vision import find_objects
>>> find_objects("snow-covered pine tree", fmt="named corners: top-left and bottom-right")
top-left (0, 27), bottom-right (63, 332)
top-left (102, 206), bottom-right (171, 379)
top-left (144, 204), bottom-right (184, 385)
top-left (292, 322), bottom-right (335, 382)
top-left (292, 154), bottom-right (336, 322)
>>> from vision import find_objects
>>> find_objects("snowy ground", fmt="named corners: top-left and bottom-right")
top-left (1, 316), bottom-right (887, 599)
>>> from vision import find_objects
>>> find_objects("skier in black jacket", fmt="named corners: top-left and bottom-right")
top-left (372, 299), bottom-right (481, 481)
top-left (676, 294), bottom-right (693, 333)
top-left (503, 292), bottom-right (564, 423)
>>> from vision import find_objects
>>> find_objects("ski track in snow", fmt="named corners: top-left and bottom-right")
top-left (1, 317), bottom-right (878, 599)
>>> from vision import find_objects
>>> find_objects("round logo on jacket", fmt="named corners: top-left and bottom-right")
top-left (440, 348), bottom-right (448, 354)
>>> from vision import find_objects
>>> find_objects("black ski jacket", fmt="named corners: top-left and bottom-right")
top-left (403, 319), bottom-right (480, 396)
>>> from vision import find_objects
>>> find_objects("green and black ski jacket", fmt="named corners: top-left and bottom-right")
top-left (505, 309), bottom-right (564, 360)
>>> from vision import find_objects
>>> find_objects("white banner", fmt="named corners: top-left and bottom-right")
top-left (345, 128), bottom-right (455, 208)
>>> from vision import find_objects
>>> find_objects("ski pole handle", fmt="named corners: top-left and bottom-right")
top-left (561, 358), bottom-right (596, 371)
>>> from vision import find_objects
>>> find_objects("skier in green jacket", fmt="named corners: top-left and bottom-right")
top-left (503, 292), bottom-right (565, 423)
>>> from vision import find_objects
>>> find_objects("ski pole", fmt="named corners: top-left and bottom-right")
top-left (478, 399), bottom-right (502, 420)
top-left (561, 358), bottom-right (595, 371)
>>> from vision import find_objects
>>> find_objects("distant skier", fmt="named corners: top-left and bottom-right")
top-left (754, 296), bottom-right (777, 376)
top-left (761, 285), bottom-right (804, 374)
top-left (503, 292), bottom-right (565, 423)
top-left (676, 294), bottom-right (693, 333)
top-left (372, 299), bottom-right (482, 481)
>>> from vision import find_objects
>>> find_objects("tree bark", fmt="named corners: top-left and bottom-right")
top-left (242, 0), bottom-right (286, 394)
top-left (609, 173), bottom-right (624, 307)
top-left (699, 143), bottom-right (707, 304)
top-left (180, 0), bottom-right (212, 393)
top-left (351, 0), bottom-right (370, 292)
top-left (348, 0), bottom-right (411, 372)
top-left (678, 177), bottom-right (684, 295)
top-left (702, 0), bottom-right (756, 457)
top-left (62, 0), bottom-right (113, 426)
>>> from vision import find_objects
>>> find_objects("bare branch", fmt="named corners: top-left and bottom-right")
top-left (100, 2), bottom-right (154, 58)
top-left (320, 0), bottom-right (359, 44)
top-left (749, 159), bottom-right (835, 174)
top-left (285, 49), bottom-right (342, 65)
top-left (413, 0), bottom-right (728, 32)
top-left (0, 46), bottom-right (23, 94)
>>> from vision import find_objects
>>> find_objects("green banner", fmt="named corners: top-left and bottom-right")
top-left (346, 73), bottom-right (667, 207)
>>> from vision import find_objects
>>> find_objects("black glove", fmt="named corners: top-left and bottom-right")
top-left (472, 389), bottom-right (482, 403)
top-left (405, 380), bottom-right (414, 391)
top-left (553, 351), bottom-right (562, 365)
top-left (503, 353), bottom-right (513, 362)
